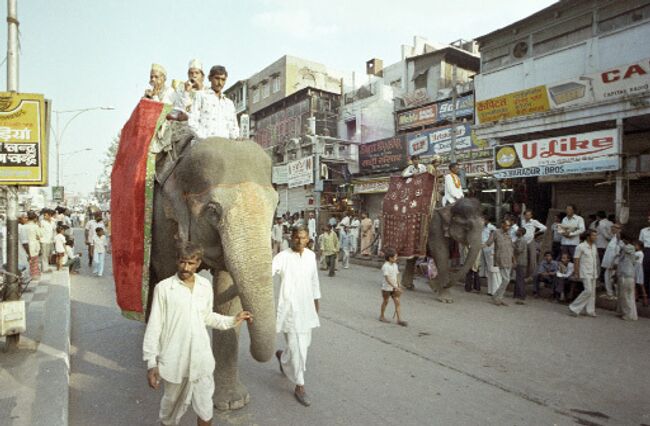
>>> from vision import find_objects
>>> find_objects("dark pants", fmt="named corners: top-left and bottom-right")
top-left (560, 244), bottom-right (577, 260)
top-left (553, 277), bottom-right (568, 299)
top-left (326, 254), bottom-right (336, 277)
top-left (551, 241), bottom-right (561, 260)
top-left (597, 248), bottom-right (606, 283)
top-left (644, 248), bottom-right (650, 294)
top-left (465, 270), bottom-right (480, 292)
top-left (534, 274), bottom-right (554, 295)
top-left (514, 265), bottom-right (526, 299)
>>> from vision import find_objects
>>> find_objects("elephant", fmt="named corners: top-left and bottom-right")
top-left (149, 137), bottom-right (279, 410)
top-left (401, 197), bottom-right (483, 303)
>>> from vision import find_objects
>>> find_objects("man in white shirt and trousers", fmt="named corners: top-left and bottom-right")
top-left (569, 229), bottom-right (600, 317)
top-left (273, 225), bottom-right (321, 407)
top-left (143, 242), bottom-right (252, 426)
top-left (520, 207), bottom-right (547, 278)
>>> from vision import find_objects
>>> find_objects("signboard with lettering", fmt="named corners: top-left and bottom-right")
top-left (0, 92), bottom-right (47, 185)
top-left (52, 186), bottom-right (64, 202)
top-left (493, 129), bottom-right (619, 179)
top-left (359, 136), bottom-right (407, 173)
top-left (287, 156), bottom-right (314, 188)
top-left (272, 165), bottom-right (287, 185)
top-left (437, 94), bottom-right (474, 120)
top-left (406, 125), bottom-right (490, 157)
top-left (396, 104), bottom-right (438, 131)
top-left (353, 178), bottom-right (390, 194)
top-left (476, 86), bottom-right (550, 124)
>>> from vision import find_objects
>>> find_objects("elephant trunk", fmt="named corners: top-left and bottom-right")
top-left (450, 231), bottom-right (482, 284)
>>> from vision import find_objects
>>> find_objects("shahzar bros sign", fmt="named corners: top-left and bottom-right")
top-left (493, 129), bottom-right (619, 179)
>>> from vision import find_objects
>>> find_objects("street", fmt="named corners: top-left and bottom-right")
top-left (68, 243), bottom-right (650, 426)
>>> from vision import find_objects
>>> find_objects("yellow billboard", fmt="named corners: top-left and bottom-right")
top-left (476, 86), bottom-right (550, 124)
top-left (0, 92), bottom-right (47, 185)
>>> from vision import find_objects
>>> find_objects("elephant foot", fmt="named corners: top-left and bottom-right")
top-left (214, 381), bottom-right (250, 411)
top-left (436, 287), bottom-right (454, 304)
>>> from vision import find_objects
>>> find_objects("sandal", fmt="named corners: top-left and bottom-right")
top-left (398, 320), bottom-right (408, 327)
top-left (379, 317), bottom-right (390, 323)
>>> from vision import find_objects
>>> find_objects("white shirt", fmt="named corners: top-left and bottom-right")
top-left (560, 214), bottom-right (585, 246)
top-left (272, 248), bottom-right (321, 333)
top-left (85, 220), bottom-right (97, 244)
top-left (442, 173), bottom-right (464, 206)
top-left (349, 218), bottom-right (360, 237)
top-left (401, 164), bottom-right (427, 177)
top-left (24, 222), bottom-right (42, 256)
top-left (272, 223), bottom-right (284, 243)
top-left (143, 274), bottom-right (236, 383)
top-left (595, 219), bottom-right (613, 249)
top-left (188, 90), bottom-right (240, 139)
top-left (308, 218), bottom-right (317, 240)
top-left (639, 227), bottom-right (650, 248)
top-left (40, 219), bottom-right (55, 244)
top-left (150, 86), bottom-right (176, 104)
top-left (601, 235), bottom-right (623, 269)
top-left (92, 234), bottom-right (107, 254)
top-left (381, 262), bottom-right (399, 292)
top-left (556, 262), bottom-right (574, 278)
top-left (172, 85), bottom-right (201, 112)
top-left (574, 241), bottom-right (599, 279)
top-left (54, 233), bottom-right (66, 254)
top-left (521, 218), bottom-right (546, 244)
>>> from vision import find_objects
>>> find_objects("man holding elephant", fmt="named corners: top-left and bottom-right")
top-left (274, 225), bottom-right (321, 407)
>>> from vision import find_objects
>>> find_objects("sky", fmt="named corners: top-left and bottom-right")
top-left (0, 0), bottom-right (556, 195)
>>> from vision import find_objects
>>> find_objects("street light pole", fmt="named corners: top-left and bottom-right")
top-left (53, 107), bottom-right (114, 187)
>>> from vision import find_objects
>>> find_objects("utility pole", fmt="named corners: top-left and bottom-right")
top-left (308, 117), bottom-right (321, 232)
top-left (449, 64), bottom-right (458, 163)
top-left (3, 0), bottom-right (21, 351)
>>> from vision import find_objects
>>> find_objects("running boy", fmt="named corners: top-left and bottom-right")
top-left (379, 247), bottom-right (407, 326)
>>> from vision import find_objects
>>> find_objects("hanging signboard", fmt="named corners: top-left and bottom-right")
top-left (493, 128), bottom-right (619, 179)
top-left (358, 136), bottom-right (407, 173)
top-left (396, 104), bottom-right (438, 131)
top-left (287, 156), bottom-right (313, 188)
top-left (0, 92), bottom-right (48, 185)
top-left (406, 124), bottom-right (489, 157)
top-left (476, 86), bottom-right (550, 123)
top-left (272, 165), bottom-right (287, 185)
top-left (51, 186), bottom-right (64, 202)
top-left (437, 94), bottom-right (474, 120)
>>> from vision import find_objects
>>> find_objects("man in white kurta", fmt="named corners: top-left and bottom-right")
top-left (349, 215), bottom-right (360, 254)
top-left (186, 65), bottom-right (240, 140)
top-left (143, 242), bottom-right (251, 426)
top-left (569, 230), bottom-right (600, 317)
top-left (273, 226), bottom-right (321, 407)
top-left (144, 63), bottom-right (175, 104)
top-left (442, 162), bottom-right (464, 206)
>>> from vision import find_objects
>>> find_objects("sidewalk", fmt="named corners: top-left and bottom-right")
top-left (0, 270), bottom-right (71, 426)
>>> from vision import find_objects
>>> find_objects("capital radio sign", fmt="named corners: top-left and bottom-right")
top-left (493, 129), bottom-right (619, 179)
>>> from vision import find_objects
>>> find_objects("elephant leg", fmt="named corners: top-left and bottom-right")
top-left (212, 270), bottom-right (250, 411)
top-left (402, 258), bottom-right (417, 289)
top-left (429, 241), bottom-right (454, 304)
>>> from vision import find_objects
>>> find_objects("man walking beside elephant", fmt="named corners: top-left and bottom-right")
top-left (273, 226), bottom-right (321, 407)
top-left (492, 219), bottom-right (515, 306)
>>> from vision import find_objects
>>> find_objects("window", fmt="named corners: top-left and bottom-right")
top-left (346, 119), bottom-right (357, 140)
top-left (262, 83), bottom-right (270, 99)
top-left (414, 72), bottom-right (427, 90)
top-left (252, 87), bottom-right (260, 103)
top-left (272, 76), bottom-right (281, 93)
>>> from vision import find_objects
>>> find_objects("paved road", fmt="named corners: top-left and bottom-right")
top-left (69, 244), bottom-right (650, 425)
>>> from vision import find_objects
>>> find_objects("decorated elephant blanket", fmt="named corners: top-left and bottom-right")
top-left (382, 173), bottom-right (436, 258)
top-left (111, 99), bottom-right (170, 321)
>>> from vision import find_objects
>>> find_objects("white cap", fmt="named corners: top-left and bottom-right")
top-left (188, 59), bottom-right (203, 71)
top-left (151, 63), bottom-right (166, 76)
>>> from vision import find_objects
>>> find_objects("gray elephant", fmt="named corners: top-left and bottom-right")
top-left (401, 197), bottom-right (483, 303)
top-left (149, 137), bottom-right (278, 410)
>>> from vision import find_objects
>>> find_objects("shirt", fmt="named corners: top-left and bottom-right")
top-left (639, 227), bottom-right (650, 248)
top-left (308, 218), bottom-right (317, 240)
top-left (574, 241), bottom-right (599, 279)
top-left (560, 215), bottom-right (585, 246)
top-left (514, 237), bottom-right (528, 267)
top-left (556, 262), bottom-right (574, 278)
top-left (92, 235), bottom-right (107, 254)
top-left (40, 219), bottom-right (55, 244)
top-left (601, 235), bottom-right (623, 269)
top-left (494, 229), bottom-right (514, 268)
top-left (85, 220), bottom-right (97, 244)
top-left (349, 219), bottom-right (360, 237)
top-left (339, 232), bottom-right (352, 251)
top-left (272, 248), bottom-right (321, 333)
top-left (271, 223), bottom-right (284, 243)
top-left (595, 219), bottom-right (613, 249)
top-left (143, 274), bottom-right (236, 383)
top-left (149, 86), bottom-right (175, 104)
top-left (320, 231), bottom-right (339, 256)
top-left (188, 90), bottom-right (239, 139)
top-left (635, 251), bottom-right (644, 284)
top-left (381, 261), bottom-right (399, 291)
top-left (443, 173), bottom-right (464, 206)
top-left (551, 223), bottom-right (563, 243)
top-left (521, 218), bottom-right (547, 244)
top-left (401, 164), bottom-right (427, 177)
top-left (24, 222), bottom-right (42, 256)
top-left (536, 260), bottom-right (559, 275)
top-left (482, 223), bottom-right (496, 244)
top-left (54, 233), bottom-right (66, 254)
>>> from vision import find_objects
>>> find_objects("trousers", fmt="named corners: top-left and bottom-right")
top-left (280, 331), bottom-right (312, 386)
top-left (93, 252), bottom-right (105, 276)
top-left (569, 277), bottom-right (596, 315)
top-left (493, 267), bottom-right (512, 301)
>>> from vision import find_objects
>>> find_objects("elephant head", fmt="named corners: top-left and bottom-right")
top-left (176, 138), bottom-right (279, 362)
top-left (445, 197), bottom-right (484, 281)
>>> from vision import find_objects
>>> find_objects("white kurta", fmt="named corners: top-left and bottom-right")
top-left (188, 90), bottom-right (240, 139)
top-left (143, 274), bottom-right (236, 383)
top-left (442, 173), bottom-right (464, 206)
top-left (151, 86), bottom-right (176, 104)
top-left (401, 164), bottom-right (427, 177)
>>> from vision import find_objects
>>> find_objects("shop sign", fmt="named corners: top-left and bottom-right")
top-left (272, 165), bottom-right (287, 185)
top-left (287, 156), bottom-right (313, 188)
top-left (437, 94), bottom-right (474, 120)
top-left (493, 129), bottom-right (619, 179)
top-left (358, 136), bottom-right (407, 173)
top-left (407, 124), bottom-right (488, 157)
top-left (52, 186), bottom-right (64, 202)
top-left (0, 92), bottom-right (48, 185)
top-left (548, 58), bottom-right (650, 108)
top-left (476, 86), bottom-right (550, 124)
top-left (397, 104), bottom-right (437, 131)
top-left (353, 179), bottom-right (390, 194)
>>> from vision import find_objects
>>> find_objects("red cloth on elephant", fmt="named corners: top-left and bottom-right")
top-left (111, 99), bottom-right (166, 319)
top-left (382, 174), bottom-right (435, 257)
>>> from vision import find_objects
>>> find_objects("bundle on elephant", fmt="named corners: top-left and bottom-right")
top-left (150, 137), bottom-right (279, 410)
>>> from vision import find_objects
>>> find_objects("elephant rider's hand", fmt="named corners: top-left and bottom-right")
top-left (147, 367), bottom-right (161, 390)
top-left (235, 311), bottom-right (253, 325)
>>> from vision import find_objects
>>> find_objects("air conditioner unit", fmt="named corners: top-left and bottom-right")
top-left (0, 300), bottom-right (26, 336)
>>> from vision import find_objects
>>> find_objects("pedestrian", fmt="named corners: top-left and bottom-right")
top-left (569, 230), bottom-right (599, 317)
top-left (595, 211), bottom-right (613, 265)
top-left (307, 212), bottom-right (317, 242)
top-left (379, 247), bottom-right (407, 326)
top-left (601, 223), bottom-right (623, 300)
top-left (349, 214), bottom-right (360, 255)
top-left (272, 217), bottom-right (284, 256)
top-left (143, 241), bottom-right (252, 426)
top-left (23, 211), bottom-right (43, 281)
top-left (513, 227), bottom-right (528, 304)
top-left (554, 252), bottom-right (574, 302)
top-left (520, 208), bottom-right (546, 278)
top-left (85, 212), bottom-right (102, 267)
top-left (550, 213), bottom-right (564, 259)
top-left (273, 226), bottom-right (321, 407)
top-left (616, 243), bottom-right (638, 321)
top-left (559, 205), bottom-right (585, 259)
top-left (633, 240), bottom-right (647, 307)
top-left (54, 225), bottom-right (67, 271)
top-left (63, 237), bottom-right (82, 274)
top-left (320, 224), bottom-right (339, 277)
top-left (479, 215), bottom-right (497, 295)
top-left (339, 226), bottom-right (351, 269)
top-left (40, 208), bottom-right (56, 273)
top-left (534, 252), bottom-right (558, 297)
top-left (492, 219), bottom-right (515, 306)
top-left (359, 213), bottom-right (374, 257)
top-left (92, 227), bottom-right (108, 277)
top-left (464, 243), bottom-right (481, 293)
top-left (638, 213), bottom-right (650, 297)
